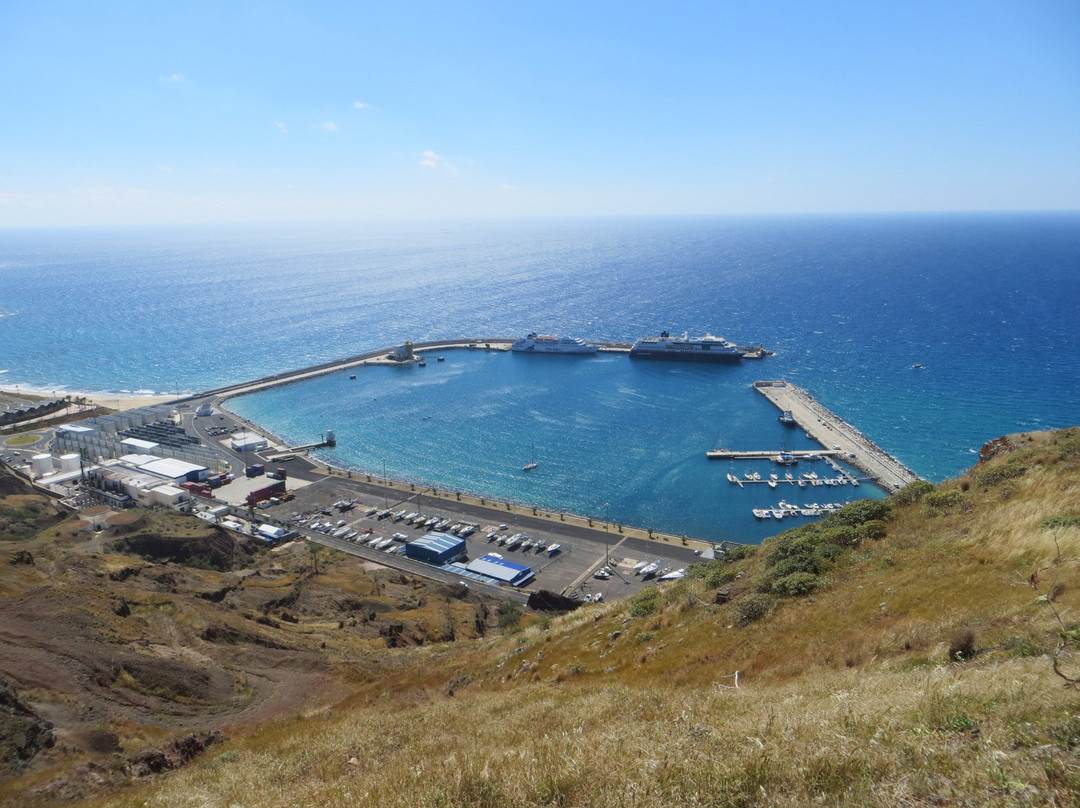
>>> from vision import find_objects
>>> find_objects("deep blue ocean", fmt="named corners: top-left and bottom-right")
top-left (2, 214), bottom-right (1078, 541)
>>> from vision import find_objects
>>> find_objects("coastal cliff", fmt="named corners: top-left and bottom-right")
top-left (2, 427), bottom-right (1080, 806)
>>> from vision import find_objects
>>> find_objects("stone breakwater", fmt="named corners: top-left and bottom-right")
top-left (753, 381), bottom-right (920, 492)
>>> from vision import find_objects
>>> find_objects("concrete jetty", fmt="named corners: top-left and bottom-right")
top-left (751, 381), bottom-right (920, 491)
top-left (706, 449), bottom-right (840, 461)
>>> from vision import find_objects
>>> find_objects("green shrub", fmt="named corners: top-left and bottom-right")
top-left (891, 480), bottom-right (934, 506)
top-left (735, 594), bottom-right (773, 626)
top-left (1001, 635), bottom-right (1045, 658)
top-left (974, 463), bottom-right (1027, 487)
top-left (822, 498), bottom-right (892, 527)
top-left (1056, 432), bottom-right (1080, 461)
top-left (922, 488), bottom-right (963, 515)
top-left (703, 566), bottom-right (738, 589)
top-left (756, 555), bottom-right (823, 594)
top-left (771, 572), bottom-right (821, 597)
top-left (634, 631), bottom-right (656, 644)
top-left (814, 543), bottom-right (845, 562)
top-left (498, 602), bottom-right (523, 629)
top-left (684, 563), bottom-right (710, 580)
top-left (627, 588), bottom-right (661, 618)
top-left (860, 519), bottom-right (888, 540)
top-left (812, 525), bottom-right (861, 549)
top-left (765, 533), bottom-right (817, 567)
top-left (722, 544), bottom-right (757, 562)
top-left (1040, 515), bottom-right (1080, 530)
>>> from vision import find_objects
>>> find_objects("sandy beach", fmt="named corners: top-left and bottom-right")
top-left (0, 388), bottom-right (175, 414)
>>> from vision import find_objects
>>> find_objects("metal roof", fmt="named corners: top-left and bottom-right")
top-left (466, 554), bottom-right (534, 584)
top-left (137, 457), bottom-right (208, 479)
top-left (120, 437), bottom-right (159, 450)
top-left (408, 531), bottom-right (465, 553)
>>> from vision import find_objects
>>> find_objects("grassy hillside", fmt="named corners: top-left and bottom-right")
top-left (6, 427), bottom-right (1080, 806)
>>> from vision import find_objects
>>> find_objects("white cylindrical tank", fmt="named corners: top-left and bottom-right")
top-left (31, 454), bottom-right (54, 477)
top-left (59, 453), bottom-right (81, 473)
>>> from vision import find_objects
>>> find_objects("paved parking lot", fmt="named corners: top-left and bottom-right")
top-left (260, 475), bottom-right (703, 601)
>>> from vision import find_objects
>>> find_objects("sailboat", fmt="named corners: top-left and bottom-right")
top-left (522, 444), bottom-right (538, 471)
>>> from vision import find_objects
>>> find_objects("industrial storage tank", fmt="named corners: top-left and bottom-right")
top-left (30, 454), bottom-right (55, 477)
top-left (59, 453), bottom-right (81, 473)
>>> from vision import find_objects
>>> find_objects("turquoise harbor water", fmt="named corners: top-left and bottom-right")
top-left (226, 348), bottom-right (870, 542)
top-left (2, 214), bottom-right (1079, 539)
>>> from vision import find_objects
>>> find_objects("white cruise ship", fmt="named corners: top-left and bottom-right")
top-left (511, 333), bottom-right (599, 354)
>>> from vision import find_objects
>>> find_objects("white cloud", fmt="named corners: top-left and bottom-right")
top-left (419, 149), bottom-right (457, 173)
top-left (353, 101), bottom-right (369, 109)
top-left (158, 73), bottom-right (185, 83)
top-left (158, 165), bottom-right (175, 173)
top-left (498, 183), bottom-right (518, 192)
top-left (274, 121), bottom-right (288, 134)
top-left (322, 121), bottom-right (339, 132)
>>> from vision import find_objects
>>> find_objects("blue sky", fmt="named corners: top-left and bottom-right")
top-left (1, 1), bottom-right (1078, 225)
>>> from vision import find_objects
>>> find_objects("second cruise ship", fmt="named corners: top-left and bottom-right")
top-left (511, 333), bottom-right (599, 354)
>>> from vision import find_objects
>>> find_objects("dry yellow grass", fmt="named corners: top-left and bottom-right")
top-left (98, 658), bottom-right (1080, 808)
top-left (18, 429), bottom-right (1080, 806)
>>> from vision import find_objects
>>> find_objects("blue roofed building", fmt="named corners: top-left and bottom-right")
top-left (465, 554), bottom-right (535, 587)
top-left (405, 532), bottom-right (466, 565)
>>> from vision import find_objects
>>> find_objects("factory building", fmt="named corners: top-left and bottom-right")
top-left (404, 532), bottom-right (466, 565)
top-left (230, 432), bottom-right (268, 452)
top-left (465, 554), bottom-right (535, 587)
top-left (135, 457), bottom-right (209, 484)
top-left (120, 437), bottom-right (159, 454)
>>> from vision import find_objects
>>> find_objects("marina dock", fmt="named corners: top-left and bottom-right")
top-left (706, 449), bottom-right (840, 461)
top-left (750, 381), bottom-right (920, 491)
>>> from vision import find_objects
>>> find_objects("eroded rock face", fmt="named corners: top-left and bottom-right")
top-left (527, 590), bottom-right (579, 612)
top-left (127, 731), bottom-right (226, 777)
top-left (0, 680), bottom-right (55, 771)
top-left (978, 435), bottom-right (1022, 464)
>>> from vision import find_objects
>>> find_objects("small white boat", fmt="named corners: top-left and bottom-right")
top-left (639, 561), bottom-right (660, 579)
top-left (546, 543), bottom-right (561, 556)
top-left (660, 568), bottom-right (686, 581)
top-left (768, 479), bottom-right (777, 489)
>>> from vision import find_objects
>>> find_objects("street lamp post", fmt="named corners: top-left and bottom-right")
top-left (382, 457), bottom-right (388, 508)
top-left (603, 502), bottom-right (610, 566)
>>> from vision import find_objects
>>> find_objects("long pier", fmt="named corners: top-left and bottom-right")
top-left (706, 449), bottom-right (840, 461)
top-left (750, 381), bottom-right (920, 491)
